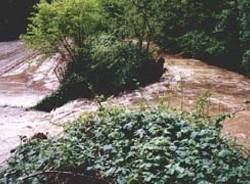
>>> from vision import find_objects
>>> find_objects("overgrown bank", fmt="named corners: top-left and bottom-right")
top-left (1, 107), bottom-right (250, 183)
top-left (23, 0), bottom-right (165, 111)
top-left (34, 35), bottom-right (165, 112)
top-left (157, 0), bottom-right (250, 75)
top-left (21, 0), bottom-right (250, 111)
top-left (1, 0), bottom-right (250, 75)
top-left (103, 0), bottom-right (250, 75)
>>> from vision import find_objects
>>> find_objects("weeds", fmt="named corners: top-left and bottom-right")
top-left (194, 91), bottom-right (211, 119)
top-left (1, 107), bottom-right (249, 184)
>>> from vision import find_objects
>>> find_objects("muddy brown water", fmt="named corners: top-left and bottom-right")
top-left (0, 41), bottom-right (249, 166)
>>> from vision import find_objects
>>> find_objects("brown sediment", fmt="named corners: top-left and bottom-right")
top-left (0, 40), bottom-right (100, 165)
top-left (0, 41), bottom-right (250, 165)
top-left (107, 54), bottom-right (250, 149)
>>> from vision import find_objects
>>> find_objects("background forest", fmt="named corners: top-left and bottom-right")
top-left (0, 0), bottom-right (250, 75)
top-left (0, 0), bottom-right (250, 184)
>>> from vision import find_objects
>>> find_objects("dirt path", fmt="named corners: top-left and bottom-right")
top-left (0, 41), bottom-right (249, 165)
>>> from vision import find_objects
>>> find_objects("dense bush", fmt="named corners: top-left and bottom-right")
top-left (151, 0), bottom-right (248, 73)
top-left (239, 0), bottom-right (250, 75)
top-left (0, 0), bottom-right (39, 41)
top-left (102, 0), bottom-right (162, 50)
top-left (23, 0), bottom-right (102, 61)
top-left (242, 50), bottom-right (250, 75)
top-left (176, 31), bottom-right (226, 60)
top-left (22, 0), bottom-right (165, 111)
top-left (88, 35), bottom-right (164, 94)
top-left (35, 35), bottom-right (165, 112)
top-left (1, 107), bottom-right (250, 183)
top-left (2, 0), bottom-right (250, 74)
top-left (100, 0), bottom-right (250, 74)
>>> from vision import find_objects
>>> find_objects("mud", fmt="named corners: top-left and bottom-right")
top-left (0, 41), bottom-right (249, 165)
top-left (108, 55), bottom-right (250, 149)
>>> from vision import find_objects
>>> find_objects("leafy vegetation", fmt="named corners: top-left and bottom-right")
top-left (1, 107), bottom-right (249, 183)
top-left (239, 0), bottom-right (250, 75)
top-left (100, 0), bottom-right (250, 75)
top-left (2, 0), bottom-right (250, 75)
top-left (1, 1), bottom-right (250, 184)
top-left (102, 0), bottom-right (162, 50)
top-left (87, 35), bottom-right (164, 94)
top-left (175, 31), bottom-right (226, 60)
top-left (21, 0), bottom-right (250, 112)
top-left (152, 0), bottom-right (249, 74)
top-left (23, 0), bottom-right (102, 62)
top-left (35, 35), bottom-right (165, 111)
top-left (99, 0), bottom-right (238, 74)
top-left (23, 0), bottom-right (165, 111)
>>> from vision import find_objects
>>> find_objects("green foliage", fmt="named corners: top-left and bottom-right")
top-left (23, 0), bottom-right (165, 111)
top-left (101, 0), bottom-right (250, 74)
top-left (155, 0), bottom-right (222, 47)
top-left (88, 35), bottom-right (164, 94)
top-left (239, 0), bottom-right (250, 75)
top-left (102, 0), bottom-right (162, 49)
top-left (155, 0), bottom-right (249, 73)
top-left (23, 0), bottom-right (102, 62)
top-left (176, 31), bottom-right (226, 60)
top-left (194, 91), bottom-right (211, 119)
top-left (35, 35), bottom-right (165, 111)
top-left (2, 107), bottom-right (250, 183)
top-left (239, 0), bottom-right (250, 51)
top-left (242, 49), bottom-right (250, 75)
top-left (3, 0), bottom-right (250, 75)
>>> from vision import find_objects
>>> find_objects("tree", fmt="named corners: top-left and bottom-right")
top-left (154, 0), bottom-right (248, 72)
top-left (103, 0), bottom-right (162, 51)
top-left (23, 0), bottom-right (102, 64)
top-left (239, 0), bottom-right (250, 75)
top-left (24, 0), bottom-right (165, 111)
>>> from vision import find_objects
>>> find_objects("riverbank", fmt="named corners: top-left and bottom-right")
top-left (0, 41), bottom-right (249, 165)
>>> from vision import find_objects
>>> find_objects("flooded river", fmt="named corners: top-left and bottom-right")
top-left (0, 41), bottom-right (249, 165)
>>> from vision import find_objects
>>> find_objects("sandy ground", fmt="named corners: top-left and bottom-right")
top-left (0, 41), bottom-right (249, 166)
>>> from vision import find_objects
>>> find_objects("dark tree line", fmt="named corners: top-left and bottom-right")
top-left (1, 0), bottom-right (249, 75)
top-left (154, 0), bottom-right (250, 74)
top-left (103, 0), bottom-right (250, 75)
top-left (0, 0), bottom-right (39, 41)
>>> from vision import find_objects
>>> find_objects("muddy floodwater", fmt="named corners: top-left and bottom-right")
top-left (0, 41), bottom-right (250, 165)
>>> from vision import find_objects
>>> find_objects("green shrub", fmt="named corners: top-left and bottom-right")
top-left (101, 0), bottom-right (162, 49)
top-left (87, 35), bottom-right (165, 94)
top-left (35, 35), bottom-right (165, 111)
top-left (154, 0), bottom-right (247, 72)
top-left (24, 0), bottom-right (165, 111)
top-left (23, 0), bottom-right (102, 61)
top-left (239, 0), bottom-right (250, 75)
top-left (239, 0), bottom-right (250, 51)
top-left (2, 107), bottom-right (250, 183)
top-left (35, 73), bottom-right (92, 112)
top-left (242, 50), bottom-right (250, 76)
top-left (176, 31), bottom-right (226, 60)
